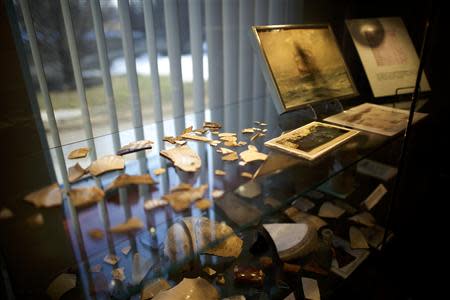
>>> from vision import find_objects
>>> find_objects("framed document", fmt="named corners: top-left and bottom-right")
top-left (264, 121), bottom-right (359, 160)
top-left (346, 17), bottom-right (431, 97)
top-left (324, 102), bottom-right (428, 136)
top-left (251, 24), bottom-right (358, 114)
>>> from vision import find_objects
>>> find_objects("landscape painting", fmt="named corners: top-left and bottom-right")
top-left (254, 25), bottom-right (358, 113)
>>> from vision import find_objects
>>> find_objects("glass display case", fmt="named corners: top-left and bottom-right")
top-left (1, 0), bottom-right (436, 299)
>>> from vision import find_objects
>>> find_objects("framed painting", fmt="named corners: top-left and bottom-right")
top-left (251, 24), bottom-right (358, 114)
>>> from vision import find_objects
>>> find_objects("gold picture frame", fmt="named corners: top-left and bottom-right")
top-left (251, 24), bottom-right (358, 114)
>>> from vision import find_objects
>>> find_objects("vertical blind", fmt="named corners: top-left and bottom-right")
top-left (16, 0), bottom-right (303, 173)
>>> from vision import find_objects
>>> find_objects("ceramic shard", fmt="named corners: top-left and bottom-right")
top-left (241, 172), bottom-right (253, 179)
top-left (361, 184), bottom-right (387, 210)
top-left (223, 296), bottom-right (245, 300)
top-left (144, 199), bottom-right (168, 211)
top-left (46, 273), bottom-right (76, 300)
top-left (121, 246), bottom-right (131, 255)
top-left (163, 184), bottom-right (208, 212)
top-left (202, 266), bottom-right (216, 276)
top-left (195, 199), bottom-right (211, 210)
top-left (152, 277), bottom-right (219, 300)
top-left (182, 126), bottom-right (193, 134)
top-left (153, 168), bottom-right (166, 176)
top-left (285, 207), bottom-right (327, 230)
top-left (160, 145), bottom-right (201, 172)
top-left (68, 163), bottom-right (87, 183)
top-left (27, 213), bottom-right (44, 226)
top-left (250, 132), bottom-right (265, 141)
top-left (163, 136), bottom-right (178, 144)
top-left (215, 169), bottom-right (226, 176)
top-left (103, 254), bottom-right (120, 265)
top-left (283, 262), bottom-right (301, 273)
top-left (239, 149), bottom-right (268, 163)
top-left (209, 140), bottom-right (221, 147)
top-left (117, 140), bottom-right (153, 155)
top-left (171, 182), bottom-right (193, 191)
top-left (24, 183), bottom-right (62, 208)
top-left (110, 217), bottom-right (144, 233)
top-left (89, 155), bottom-right (125, 176)
top-left (293, 197), bottom-right (315, 212)
top-left (111, 268), bottom-right (126, 281)
top-left (233, 265), bottom-right (264, 286)
top-left (242, 128), bottom-right (255, 134)
top-left (68, 186), bottom-right (104, 208)
top-left (348, 212), bottom-right (376, 227)
top-left (215, 193), bottom-right (262, 226)
top-left (301, 277), bottom-right (320, 300)
top-left (181, 133), bottom-right (212, 143)
top-left (68, 147), bottom-right (89, 159)
top-left (141, 279), bottom-right (171, 300)
top-left (0, 207), bottom-right (14, 220)
top-left (203, 121), bottom-right (222, 129)
top-left (235, 181), bottom-right (261, 199)
top-left (212, 189), bottom-right (225, 198)
top-left (90, 264), bottom-right (102, 273)
top-left (216, 274), bottom-right (226, 285)
top-left (263, 223), bottom-right (318, 260)
top-left (318, 202), bottom-right (345, 218)
top-left (259, 256), bottom-right (273, 267)
top-left (88, 228), bottom-right (104, 239)
top-left (219, 147), bottom-right (235, 155)
top-left (349, 226), bottom-right (369, 249)
top-left (132, 253), bottom-right (153, 285)
top-left (106, 174), bottom-right (156, 190)
top-left (218, 132), bottom-right (236, 137)
top-left (237, 141), bottom-right (247, 146)
top-left (222, 152), bottom-right (239, 161)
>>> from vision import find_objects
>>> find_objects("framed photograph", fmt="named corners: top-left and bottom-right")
top-left (324, 102), bottom-right (428, 136)
top-left (346, 17), bottom-right (431, 97)
top-left (251, 24), bottom-right (358, 114)
top-left (264, 121), bottom-right (359, 160)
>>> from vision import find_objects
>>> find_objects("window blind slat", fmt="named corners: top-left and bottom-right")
top-left (117, 0), bottom-right (144, 139)
top-left (252, 0), bottom-right (269, 122)
top-left (164, 0), bottom-right (185, 134)
top-left (89, 0), bottom-right (120, 151)
top-left (188, 0), bottom-right (205, 129)
top-left (205, 0), bottom-right (224, 124)
top-left (143, 0), bottom-right (165, 142)
top-left (238, 0), bottom-right (255, 129)
top-left (60, 0), bottom-right (97, 159)
top-left (222, 0), bottom-right (239, 132)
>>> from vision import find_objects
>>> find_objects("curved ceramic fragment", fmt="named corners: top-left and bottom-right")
top-left (284, 207), bottom-right (327, 230)
top-left (239, 146), bottom-right (268, 163)
top-left (106, 174), bottom-right (155, 191)
top-left (110, 217), bottom-right (144, 233)
top-left (203, 121), bottom-right (222, 129)
top-left (89, 155), bottom-right (125, 176)
top-left (349, 226), bottom-right (369, 249)
top-left (117, 140), bottom-right (153, 155)
top-left (141, 278), bottom-right (171, 300)
top-left (318, 202), bottom-right (345, 218)
top-left (263, 223), bottom-right (318, 260)
top-left (68, 163), bottom-right (87, 183)
top-left (144, 199), bottom-right (168, 211)
top-left (181, 133), bottom-right (212, 143)
top-left (153, 277), bottom-right (219, 300)
top-left (24, 183), bottom-right (62, 208)
top-left (160, 145), bottom-right (201, 172)
top-left (68, 186), bottom-right (104, 208)
top-left (68, 147), bottom-right (89, 159)
top-left (348, 212), bottom-right (376, 227)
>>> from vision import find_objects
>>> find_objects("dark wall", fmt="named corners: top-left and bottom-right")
top-left (0, 0), bottom-right (75, 298)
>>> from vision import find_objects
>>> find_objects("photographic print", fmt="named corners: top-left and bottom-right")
top-left (264, 121), bottom-right (359, 160)
top-left (252, 24), bottom-right (358, 114)
top-left (324, 102), bottom-right (428, 136)
top-left (346, 17), bottom-right (431, 97)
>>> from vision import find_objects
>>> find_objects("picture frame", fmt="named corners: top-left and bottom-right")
top-left (324, 102), bottom-right (428, 136)
top-left (346, 17), bottom-right (431, 98)
top-left (251, 24), bottom-right (358, 114)
top-left (264, 121), bottom-right (359, 161)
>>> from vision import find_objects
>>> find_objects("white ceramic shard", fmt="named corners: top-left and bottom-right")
top-left (153, 277), bottom-right (219, 300)
top-left (160, 145), bottom-right (201, 172)
top-left (240, 172), bottom-right (253, 179)
top-left (301, 277), bottom-right (320, 300)
top-left (209, 140), bottom-right (221, 147)
top-left (263, 223), bottom-right (318, 260)
top-left (164, 217), bottom-right (243, 261)
top-left (318, 202), bottom-right (345, 218)
top-left (284, 207), bottom-right (327, 230)
top-left (110, 217), bottom-right (144, 233)
top-left (67, 147), bottom-right (89, 159)
top-left (24, 183), bottom-right (62, 208)
top-left (235, 181), bottom-right (261, 199)
top-left (242, 128), bottom-right (255, 134)
top-left (141, 278), bottom-right (171, 300)
top-left (68, 186), bottom-right (104, 208)
top-left (46, 273), bottom-right (76, 300)
top-left (212, 189), bottom-right (224, 198)
top-left (68, 163), bottom-right (87, 183)
top-left (144, 199), bottom-right (168, 211)
top-left (0, 207), bottom-right (14, 220)
top-left (106, 174), bottom-right (155, 191)
top-left (349, 226), bottom-right (369, 249)
top-left (117, 140), bottom-right (153, 155)
top-left (89, 155), bottom-right (125, 176)
top-left (153, 168), bottom-right (166, 176)
top-left (348, 212), bottom-right (376, 227)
